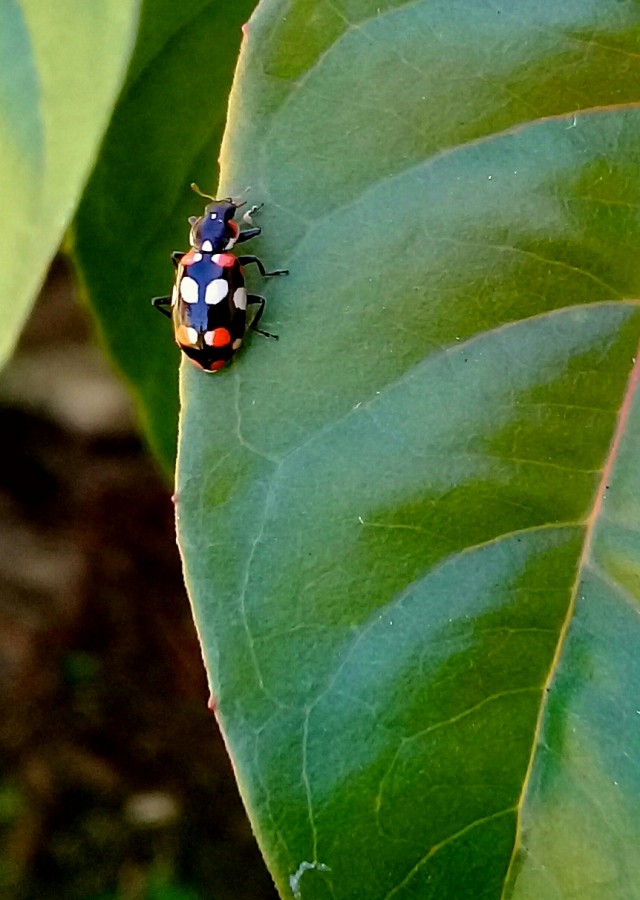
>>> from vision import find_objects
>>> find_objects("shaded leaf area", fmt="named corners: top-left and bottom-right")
top-left (0, 0), bottom-right (140, 368)
top-left (178, 2), bottom-right (640, 899)
top-left (72, 0), bottom-right (257, 474)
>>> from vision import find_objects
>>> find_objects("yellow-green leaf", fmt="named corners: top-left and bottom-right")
top-left (0, 0), bottom-right (140, 366)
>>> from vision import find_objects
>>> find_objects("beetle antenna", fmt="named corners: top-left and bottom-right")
top-left (230, 187), bottom-right (250, 208)
top-left (190, 182), bottom-right (217, 202)
top-left (191, 182), bottom-right (248, 209)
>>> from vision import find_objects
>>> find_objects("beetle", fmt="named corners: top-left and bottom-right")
top-left (152, 184), bottom-right (288, 372)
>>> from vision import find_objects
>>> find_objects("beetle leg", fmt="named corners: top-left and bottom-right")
top-left (242, 203), bottom-right (264, 225)
top-left (247, 294), bottom-right (278, 339)
top-left (238, 255), bottom-right (289, 277)
top-left (236, 226), bottom-right (261, 244)
top-left (171, 251), bottom-right (185, 268)
top-left (237, 202), bottom-right (267, 242)
top-left (152, 296), bottom-right (173, 318)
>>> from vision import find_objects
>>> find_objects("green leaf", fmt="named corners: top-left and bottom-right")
top-left (177, 2), bottom-right (640, 898)
top-left (0, 0), bottom-right (140, 368)
top-left (72, 0), bottom-right (257, 473)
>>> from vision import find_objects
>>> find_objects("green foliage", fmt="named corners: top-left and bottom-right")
top-left (175, 2), bottom-right (640, 898)
top-left (0, 0), bottom-right (140, 367)
top-left (3, 0), bottom-right (640, 897)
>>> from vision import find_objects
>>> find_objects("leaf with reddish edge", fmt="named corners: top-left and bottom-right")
top-left (177, 2), bottom-right (640, 897)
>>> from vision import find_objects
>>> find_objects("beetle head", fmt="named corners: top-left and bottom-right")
top-left (188, 183), bottom-right (244, 253)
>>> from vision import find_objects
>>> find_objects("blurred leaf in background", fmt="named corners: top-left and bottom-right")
top-left (0, 3), bottom-right (276, 899)
top-left (72, 0), bottom-right (258, 474)
top-left (0, 0), bottom-right (141, 368)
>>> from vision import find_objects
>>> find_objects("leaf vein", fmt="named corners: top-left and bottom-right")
top-left (500, 338), bottom-right (640, 896)
top-left (383, 807), bottom-right (516, 900)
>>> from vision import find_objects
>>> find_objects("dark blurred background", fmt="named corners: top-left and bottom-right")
top-left (0, 260), bottom-right (277, 900)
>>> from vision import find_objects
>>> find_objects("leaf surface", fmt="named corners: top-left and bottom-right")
top-left (0, 0), bottom-right (140, 367)
top-left (178, 2), bottom-right (640, 897)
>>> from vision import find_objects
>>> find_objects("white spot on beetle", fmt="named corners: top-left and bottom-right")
top-left (289, 862), bottom-right (330, 899)
top-left (202, 240), bottom-right (213, 252)
top-left (224, 236), bottom-right (237, 250)
top-left (210, 212), bottom-right (217, 219)
top-left (179, 276), bottom-right (198, 303)
top-left (205, 279), bottom-right (228, 304)
top-left (192, 252), bottom-right (202, 262)
top-left (234, 286), bottom-right (247, 310)
top-left (176, 325), bottom-right (198, 346)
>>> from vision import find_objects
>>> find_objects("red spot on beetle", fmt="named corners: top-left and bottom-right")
top-left (209, 360), bottom-right (226, 372)
top-left (204, 328), bottom-right (232, 347)
top-left (215, 252), bottom-right (236, 267)
top-left (213, 328), bottom-right (231, 347)
top-left (180, 249), bottom-right (198, 266)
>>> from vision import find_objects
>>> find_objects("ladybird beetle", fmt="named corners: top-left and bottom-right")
top-left (152, 183), bottom-right (288, 372)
